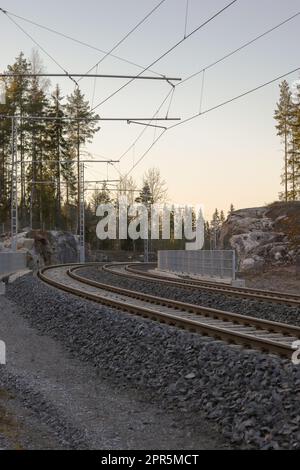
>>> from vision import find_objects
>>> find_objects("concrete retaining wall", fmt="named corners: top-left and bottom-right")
top-left (0, 252), bottom-right (27, 275)
top-left (158, 250), bottom-right (236, 280)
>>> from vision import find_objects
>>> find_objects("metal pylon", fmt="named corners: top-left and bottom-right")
top-left (11, 117), bottom-right (18, 251)
top-left (79, 163), bottom-right (85, 263)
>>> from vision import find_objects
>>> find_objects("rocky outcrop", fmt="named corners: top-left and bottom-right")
top-left (0, 230), bottom-right (79, 268)
top-left (219, 202), bottom-right (300, 272)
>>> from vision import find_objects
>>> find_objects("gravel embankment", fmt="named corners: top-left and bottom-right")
top-left (76, 266), bottom-right (300, 327)
top-left (4, 273), bottom-right (300, 449)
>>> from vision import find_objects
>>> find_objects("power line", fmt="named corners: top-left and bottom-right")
top-left (108, 1), bottom-right (238, 174)
top-left (123, 65), bottom-right (300, 176)
top-left (91, 64), bottom-right (98, 109)
top-left (169, 65), bottom-right (300, 131)
top-left (184, 0), bottom-right (190, 38)
top-left (118, 88), bottom-right (174, 162)
top-left (0, 7), bottom-right (78, 87)
top-left (178, 10), bottom-right (300, 87)
top-left (199, 70), bottom-right (205, 114)
top-left (111, 7), bottom-right (300, 177)
top-left (79, 0), bottom-right (168, 82)
top-left (0, 6), bottom-right (164, 77)
top-left (124, 129), bottom-right (166, 178)
top-left (91, 0), bottom-right (239, 111)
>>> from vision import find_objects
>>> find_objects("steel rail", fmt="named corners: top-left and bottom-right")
top-left (105, 263), bottom-right (300, 307)
top-left (69, 266), bottom-right (300, 338)
top-left (37, 264), bottom-right (298, 359)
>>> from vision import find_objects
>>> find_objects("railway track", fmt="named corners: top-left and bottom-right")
top-left (38, 263), bottom-right (300, 360)
top-left (103, 262), bottom-right (300, 307)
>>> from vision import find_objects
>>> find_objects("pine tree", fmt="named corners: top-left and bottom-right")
top-left (220, 210), bottom-right (225, 224)
top-left (228, 203), bottom-right (235, 216)
top-left (90, 183), bottom-right (111, 213)
top-left (45, 85), bottom-right (73, 227)
top-left (25, 74), bottom-right (51, 228)
top-left (4, 53), bottom-right (32, 223)
top-left (211, 209), bottom-right (221, 249)
top-left (0, 78), bottom-right (12, 227)
top-left (65, 88), bottom-right (100, 232)
top-left (204, 221), bottom-right (211, 249)
top-left (274, 81), bottom-right (294, 201)
top-left (85, 183), bottom-right (112, 248)
top-left (289, 83), bottom-right (300, 200)
top-left (1, 52), bottom-right (101, 234)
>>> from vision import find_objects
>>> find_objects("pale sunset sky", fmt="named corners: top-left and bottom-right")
top-left (1, 0), bottom-right (300, 219)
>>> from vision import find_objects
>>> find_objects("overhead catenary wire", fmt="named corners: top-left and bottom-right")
top-left (110, 8), bottom-right (300, 175)
top-left (79, 0), bottom-right (168, 82)
top-left (90, 0), bottom-right (239, 111)
top-left (0, 7), bottom-right (78, 87)
top-left (178, 10), bottom-right (300, 87)
top-left (101, 1), bottom-right (239, 177)
top-left (4, 2), bottom-right (298, 188)
top-left (0, 6), bottom-right (165, 77)
top-left (166, 87), bottom-right (175, 118)
top-left (169, 65), bottom-right (300, 131)
top-left (96, 7), bottom-right (300, 177)
top-left (184, 0), bottom-right (190, 38)
top-left (2, 1), bottom-right (238, 182)
top-left (118, 88), bottom-right (174, 162)
top-left (199, 70), bottom-right (205, 114)
top-left (91, 64), bottom-right (98, 109)
top-left (122, 65), bottom-right (300, 177)
top-left (124, 129), bottom-right (167, 178)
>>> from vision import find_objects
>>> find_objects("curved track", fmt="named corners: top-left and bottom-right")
top-left (103, 262), bottom-right (300, 307)
top-left (38, 264), bottom-right (300, 360)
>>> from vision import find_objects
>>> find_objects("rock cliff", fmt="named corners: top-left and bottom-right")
top-left (219, 202), bottom-right (300, 272)
top-left (0, 230), bottom-right (79, 268)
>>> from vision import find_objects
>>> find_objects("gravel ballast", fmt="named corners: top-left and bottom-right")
top-left (76, 266), bottom-right (300, 327)
top-left (4, 273), bottom-right (300, 449)
top-left (0, 295), bottom-right (225, 449)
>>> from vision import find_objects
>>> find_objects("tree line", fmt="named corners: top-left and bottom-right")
top-left (203, 204), bottom-right (235, 250)
top-left (0, 51), bottom-right (99, 233)
top-left (0, 51), bottom-right (237, 252)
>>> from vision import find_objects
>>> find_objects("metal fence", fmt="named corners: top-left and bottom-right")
top-left (158, 250), bottom-right (236, 280)
top-left (0, 252), bottom-right (27, 276)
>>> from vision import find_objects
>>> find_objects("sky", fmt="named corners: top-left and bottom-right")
top-left (0, 0), bottom-right (300, 219)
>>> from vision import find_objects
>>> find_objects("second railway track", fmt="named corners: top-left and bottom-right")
top-left (38, 264), bottom-right (300, 360)
top-left (103, 262), bottom-right (300, 307)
